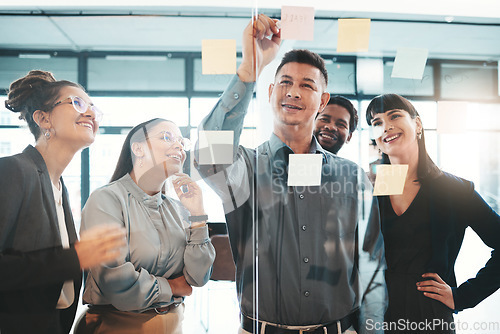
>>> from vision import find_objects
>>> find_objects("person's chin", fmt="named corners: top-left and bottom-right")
top-left (278, 114), bottom-right (303, 126)
top-left (327, 146), bottom-right (339, 154)
top-left (78, 135), bottom-right (95, 149)
top-left (323, 141), bottom-right (343, 155)
top-left (166, 165), bottom-right (182, 176)
top-left (318, 139), bottom-right (335, 151)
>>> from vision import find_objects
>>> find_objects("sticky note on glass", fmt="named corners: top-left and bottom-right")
top-left (198, 130), bottom-right (234, 165)
top-left (201, 39), bottom-right (236, 75)
top-left (337, 18), bottom-right (371, 53)
top-left (391, 47), bottom-right (429, 80)
top-left (437, 101), bottom-right (467, 134)
top-left (287, 154), bottom-right (322, 186)
top-left (373, 164), bottom-right (408, 196)
top-left (281, 6), bottom-right (315, 41)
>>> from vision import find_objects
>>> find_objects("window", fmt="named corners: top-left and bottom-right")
top-left (384, 62), bottom-right (434, 96)
top-left (1, 50), bottom-right (498, 333)
top-left (88, 56), bottom-right (185, 91)
top-left (0, 55), bottom-right (78, 90)
top-left (92, 97), bottom-right (189, 127)
top-left (441, 63), bottom-right (497, 100)
top-left (89, 132), bottom-right (128, 193)
top-left (193, 58), bottom-right (242, 92)
top-left (190, 97), bottom-right (219, 127)
top-left (324, 59), bottom-right (356, 95)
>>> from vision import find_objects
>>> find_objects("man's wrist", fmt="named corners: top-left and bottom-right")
top-left (237, 64), bottom-right (256, 82)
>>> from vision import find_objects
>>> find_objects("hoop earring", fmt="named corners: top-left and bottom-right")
top-left (44, 130), bottom-right (51, 140)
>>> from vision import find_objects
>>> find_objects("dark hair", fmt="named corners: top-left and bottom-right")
top-left (321, 95), bottom-right (358, 134)
top-left (5, 70), bottom-right (83, 140)
top-left (365, 94), bottom-right (441, 182)
top-left (110, 118), bottom-right (172, 182)
top-left (275, 49), bottom-right (328, 87)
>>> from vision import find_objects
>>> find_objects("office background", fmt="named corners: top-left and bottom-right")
top-left (1, 1), bottom-right (499, 333)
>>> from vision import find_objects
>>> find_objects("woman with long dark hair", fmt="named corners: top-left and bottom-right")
top-left (366, 94), bottom-right (500, 333)
top-left (79, 118), bottom-right (215, 333)
top-left (0, 70), bottom-right (125, 334)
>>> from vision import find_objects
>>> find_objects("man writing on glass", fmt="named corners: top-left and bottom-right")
top-left (195, 14), bottom-right (386, 334)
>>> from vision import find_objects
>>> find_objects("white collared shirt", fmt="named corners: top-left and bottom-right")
top-left (52, 181), bottom-right (75, 309)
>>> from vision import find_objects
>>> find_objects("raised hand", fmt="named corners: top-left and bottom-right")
top-left (238, 14), bottom-right (281, 82)
top-left (417, 273), bottom-right (455, 310)
top-left (172, 173), bottom-right (205, 217)
top-left (75, 224), bottom-right (126, 269)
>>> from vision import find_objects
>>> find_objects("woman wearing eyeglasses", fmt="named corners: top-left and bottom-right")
top-left (366, 94), bottom-right (500, 333)
top-left (0, 70), bottom-right (126, 334)
top-left (78, 118), bottom-right (215, 334)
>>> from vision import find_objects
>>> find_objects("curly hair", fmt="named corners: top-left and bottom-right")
top-left (5, 70), bottom-right (83, 139)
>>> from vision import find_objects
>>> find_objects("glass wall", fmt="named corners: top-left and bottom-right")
top-left (1, 10), bottom-right (499, 334)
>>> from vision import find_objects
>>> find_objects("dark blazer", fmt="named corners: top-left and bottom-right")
top-left (0, 145), bottom-right (82, 334)
top-left (418, 172), bottom-right (499, 311)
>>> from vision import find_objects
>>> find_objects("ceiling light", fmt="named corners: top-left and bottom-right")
top-left (18, 54), bottom-right (51, 59)
top-left (104, 55), bottom-right (168, 61)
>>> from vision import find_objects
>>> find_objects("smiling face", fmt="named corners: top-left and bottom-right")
top-left (314, 104), bottom-right (352, 154)
top-left (137, 121), bottom-right (187, 178)
top-left (38, 86), bottom-right (99, 150)
top-left (371, 109), bottom-right (422, 158)
top-left (269, 62), bottom-right (329, 130)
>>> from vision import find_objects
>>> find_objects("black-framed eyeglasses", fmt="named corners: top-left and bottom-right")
top-left (53, 95), bottom-right (103, 122)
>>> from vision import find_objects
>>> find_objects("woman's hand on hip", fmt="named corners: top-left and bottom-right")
top-left (417, 273), bottom-right (455, 310)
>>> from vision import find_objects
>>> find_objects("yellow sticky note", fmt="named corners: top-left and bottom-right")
top-left (437, 101), bottom-right (467, 134)
top-left (391, 47), bottom-right (429, 80)
top-left (198, 130), bottom-right (234, 165)
top-left (373, 165), bottom-right (408, 196)
top-left (337, 18), bottom-right (371, 53)
top-left (281, 6), bottom-right (315, 41)
top-left (201, 39), bottom-right (236, 75)
top-left (287, 154), bottom-right (322, 186)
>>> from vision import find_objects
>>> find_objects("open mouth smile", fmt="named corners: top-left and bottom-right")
top-left (281, 103), bottom-right (303, 111)
top-left (77, 121), bottom-right (94, 131)
top-left (383, 133), bottom-right (401, 143)
top-left (319, 132), bottom-right (338, 142)
top-left (166, 153), bottom-right (182, 162)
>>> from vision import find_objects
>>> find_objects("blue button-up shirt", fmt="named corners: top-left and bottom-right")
top-left (195, 75), bottom-right (387, 333)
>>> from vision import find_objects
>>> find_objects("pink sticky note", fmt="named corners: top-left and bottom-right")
top-left (281, 6), bottom-right (315, 41)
